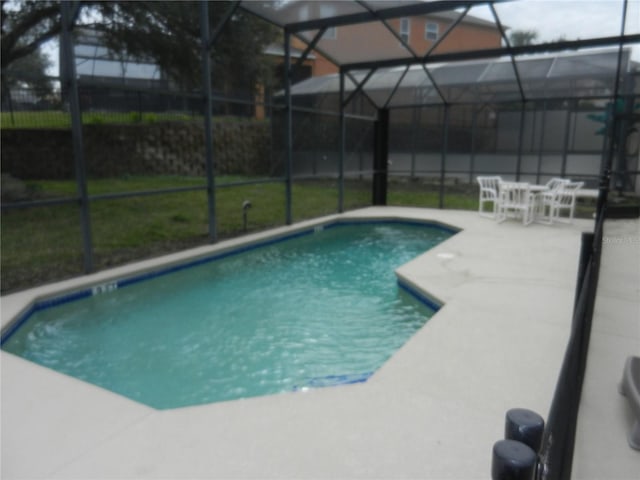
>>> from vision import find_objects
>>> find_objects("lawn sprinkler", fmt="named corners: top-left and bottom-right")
top-left (242, 200), bottom-right (252, 231)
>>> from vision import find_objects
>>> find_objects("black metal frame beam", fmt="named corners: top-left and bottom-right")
top-left (356, 0), bottom-right (447, 105)
top-left (377, 90), bottom-right (639, 110)
top-left (343, 67), bottom-right (377, 107)
top-left (382, 65), bottom-right (411, 109)
top-left (200, 0), bottom-right (217, 242)
top-left (293, 27), bottom-right (327, 74)
top-left (356, 0), bottom-right (419, 58)
top-left (290, 33), bottom-right (378, 109)
top-left (489, 3), bottom-right (526, 103)
top-left (423, 5), bottom-right (471, 59)
top-left (284, 31), bottom-right (294, 224)
top-left (342, 34), bottom-right (640, 72)
top-left (209, 0), bottom-right (241, 49)
top-left (60, 0), bottom-right (93, 273)
top-left (283, 1), bottom-right (502, 33)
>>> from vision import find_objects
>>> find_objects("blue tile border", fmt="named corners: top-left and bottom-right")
top-left (1, 289), bottom-right (94, 346)
top-left (293, 371), bottom-right (373, 390)
top-left (325, 218), bottom-right (459, 236)
top-left (1, 218), bottom-right (456, 346)
top-left (397, 280), bottom-right (442, 312)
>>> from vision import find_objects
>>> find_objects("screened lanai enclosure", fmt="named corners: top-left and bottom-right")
top-left (1, 1), bottom-right (640, 479)
top-left (2, 0), bottom-right (640, 291)
top-left (1, 0), bottom-right (639, 286)
top-left (286, 49), bottom-right (639, 190)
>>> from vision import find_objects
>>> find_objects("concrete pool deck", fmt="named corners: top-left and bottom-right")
top-left (1, 207), bottom-right (638, 479)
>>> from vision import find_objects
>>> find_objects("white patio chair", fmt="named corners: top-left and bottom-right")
top-left (477, 176), bottom-right (502, 219)
top-left (545, 177), bottom-right (569, 190)
top-left (551, 181), bottom-right (584, 223)
top-left (535, 178), bottom-right (570, 225)
top-left (497, 182), bottom-right (535, 226)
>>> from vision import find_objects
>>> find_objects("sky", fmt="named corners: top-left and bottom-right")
top-left (42, 0), bottom-right (640, 76)
top-left (471, 0), bottom-right (639, 43)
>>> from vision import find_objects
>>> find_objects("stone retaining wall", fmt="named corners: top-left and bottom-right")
top-left (0, 120), bottom-right (273, 179)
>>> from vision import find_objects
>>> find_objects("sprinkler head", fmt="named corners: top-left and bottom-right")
top-left (242, 200), bottom-right (252, 210)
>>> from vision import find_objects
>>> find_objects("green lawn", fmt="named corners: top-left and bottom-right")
top-left (2, 174), bottom-right (605, 294)
top-left (0, 176), bottom-right (396, 293)
top-left (0, 111), bottom-right (201, 129)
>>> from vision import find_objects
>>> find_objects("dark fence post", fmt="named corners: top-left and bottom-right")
top-left (60, 1), bottom-right (94, 273)
top-left (200, 0), bottom-right (217, 242)
top-left (284, 30), bottom-right (293, 224)
top-left (338, 70), bottom-right (345, 212)
top-left (439, 104), bottom-right (449, 209)
top-left (372, 108), bottom-right (389, 205)
top-left (573, 233), bottom-right (595, 313)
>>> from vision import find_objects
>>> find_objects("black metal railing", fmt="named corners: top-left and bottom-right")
top-left (536, 226), bottom-right (602, 480)
top-left (491, 165), bottom-right (611, 480)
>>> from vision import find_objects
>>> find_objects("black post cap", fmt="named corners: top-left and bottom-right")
top-left (505, 408), bottom-right (545, 452)
top-left (491, 439), bottom-right (537, 480)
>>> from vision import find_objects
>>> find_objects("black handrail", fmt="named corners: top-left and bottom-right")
top-left (535, 185), bottom-right (608, 480)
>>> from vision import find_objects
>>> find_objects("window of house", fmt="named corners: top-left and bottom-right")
top-left (322, 26), bottom-right (337, 39)
top-left (425, 22), bottom-right (438, 41)
top-left (320, 4), bottom-right (337, 39)
top-left (400, 18), bottom-right (410, 43)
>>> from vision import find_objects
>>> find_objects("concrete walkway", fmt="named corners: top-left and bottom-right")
top-left (1, 207), bottom-right (637, 479)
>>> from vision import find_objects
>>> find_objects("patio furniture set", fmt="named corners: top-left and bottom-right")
top-left (477, 176), bottom-right (584, 226)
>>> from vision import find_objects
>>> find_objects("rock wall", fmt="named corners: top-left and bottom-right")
top-left (0, 120), bottom-right (272, 179)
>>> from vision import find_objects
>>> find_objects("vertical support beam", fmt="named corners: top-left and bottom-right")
top-left (284, 31), bottom-right (293, 224)
top-left (338, 69), bottom-right (346, 212)
top-left (596, 0), bottom-right (629, 215)
top-left (489, 3), bottom-right (526, 103)
top-left (200, 0), bottom-right (216, 241)
top-left (561, 100), bottom-right (573, 178)
top-left (410, 107), bottom-right (418, 178)
top-left (469, 105), bottom-right (478, 184)
top-left (60, 1), bottom-right (93, 273)
top-left (372, 108), bottom-right (389, 205)
top-left (516, 103), bottom-right (526, 181)
top-left (439, 105), bottom-right (449, 209)
top-left (536, 100), bottom-right (547, 184)
top-left (615, 84), bottom-right (634, 192)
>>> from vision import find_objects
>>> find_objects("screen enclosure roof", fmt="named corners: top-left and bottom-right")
top-left (239, 0), bottom-right (640, 107)
top-left (285, 48), bottom-right (637, 107)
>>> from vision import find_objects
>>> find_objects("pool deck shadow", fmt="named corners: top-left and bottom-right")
top-left (2, 207), bottom-right (638, 479)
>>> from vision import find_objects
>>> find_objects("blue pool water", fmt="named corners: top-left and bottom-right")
top-left (2, 221), bottom-right (454, 409)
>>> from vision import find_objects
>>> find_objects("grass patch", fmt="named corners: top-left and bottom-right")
top-left (2, 176), bottom-right (376, 292)
top-left (1, 110), bottom-right (72, 129)
top-left (0, 111), bottom-right (267, 129)
top-left (388, 179), bottom-right (478, 210)
top-left (1, 175), bottom-right (603, 293)
top-left (0, 111), bottom-right (203, 129)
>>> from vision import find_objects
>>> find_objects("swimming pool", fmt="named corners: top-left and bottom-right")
top-left (2, 220), bottom-right (455, 409)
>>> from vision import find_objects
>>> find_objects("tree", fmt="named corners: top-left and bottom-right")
top-left (2, 1), bottom-right (281, 94)
top-left (1, 0), bottom-right (60, 69)
top-left (1, 1), bottom-right (60, 104)
top-left (95, 1), bottom-right (280, 93)
top-left (509, 29), bottom-right (538, 47)
top-left (3, 47), bottom-right (53, 93)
